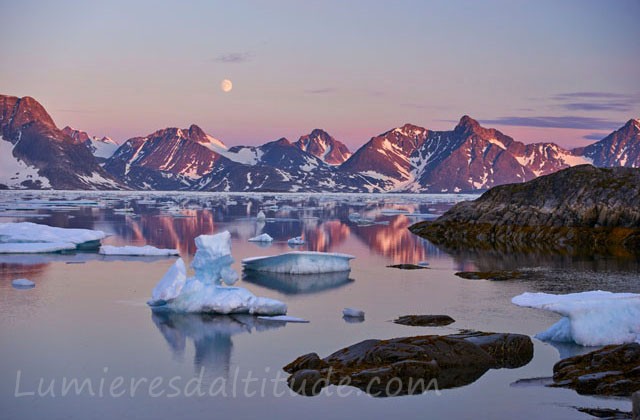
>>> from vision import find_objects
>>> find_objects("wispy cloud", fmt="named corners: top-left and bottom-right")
top-left (213, 52), bottom-right (253, 63)
top-left (481, 116), bottom-right (622, 131)
top-left (304, 87), bottom-right (336, 94)
top-left (551, 91), bottom-right (640, 113)
top-left (583, 132), bottom-right (607, 141)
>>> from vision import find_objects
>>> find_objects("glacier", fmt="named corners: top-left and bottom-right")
top-left (242, 251), bottom-right (355, 274)
top-left (148, 231), bottom-right (286, 315)
top-left (512, 291), bottom-right (640, 346)
top-left (99, 245), bottom-right (179, 256)
top-left (0, 222), bottom-right (106, 251)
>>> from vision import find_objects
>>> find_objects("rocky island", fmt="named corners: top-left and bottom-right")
top-left (410, 165), bottom-right (640, 256)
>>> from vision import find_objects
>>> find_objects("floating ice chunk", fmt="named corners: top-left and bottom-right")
top-left (148, 231), bottom-right (286, 316)
top-left (151, 258), bottom-right (187, 303)
top-left (248, 233), bottom-right (273, 243)
top-left (0, 222), bottom-right (106, 247)
top-left (242, 251), bottom-right (355, 274)
top-left (348, 212), bottom-right (361, 221)
top-left (99, 245), bottom-right (179, 256)
top-left (0, 242), bottom-right (76, 254)
top-left (258, 315), bottom-right (309, 323)
top-left (343, 307), bottom-right (365, 318)
top-left (287, 236), bottom-right (305, 245)
top-left (256, 211), bottom-right (266, 221)
top-left (12, 278), bottom-right (35, 289)
top-left (512, 291), bottom-right (640, 346)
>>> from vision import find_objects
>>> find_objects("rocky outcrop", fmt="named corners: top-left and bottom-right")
top-left (410, 165), bottom-right (640, 256)
top-left (283, 331), bottom-right (533, 397)
top-left (551, 343), bottom-right (640, 396)
top-left (393, 315), bottom-right (455, 327)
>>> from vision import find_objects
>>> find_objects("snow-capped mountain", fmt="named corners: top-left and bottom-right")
top-left (294, 129), bottom-right (352, 165)
top-left (576, 119), bottom-right (640, 167)
top-left (104, 125), bottom-right (234, 190)
top-left (1, 93), bottom-right (637, 192)
top-left (0, 94), bottom-right (121, 189)
top-left (61, 126), bottom-right (119, 161)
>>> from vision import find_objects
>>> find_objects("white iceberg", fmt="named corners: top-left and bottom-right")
top-left (148, 231), bottom-right (286, 316)
top-left (12, 278), bottom-right (35, 289)
top-left (287, 236), bottom-right (305, 246)
top-left (256, 210), bottom-right (266, 221)
top-left (99, 245), bottom-right (179, 256)
top-left (242, 251), bottom-right (355, 274)
top-left (512, 291), bottom-right (640, 346)
top-left (257, 315), bottom-right (309, 323)
top-left (343, 307), bottom-right (365, 318)
top-left (248, 233), bottom-right (273, 243)
top-left (0, 222), bottom-right (106, 251)
top-left (0, 242), bottom-right (76, 254)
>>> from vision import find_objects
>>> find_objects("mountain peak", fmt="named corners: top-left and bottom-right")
top-left (295, 129), bottom-right (352, 165)
top-left (456, 115), bottom-right (481, 130)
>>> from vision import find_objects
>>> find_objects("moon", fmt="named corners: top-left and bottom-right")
top-left (221, 79), bottom-right (233, 93)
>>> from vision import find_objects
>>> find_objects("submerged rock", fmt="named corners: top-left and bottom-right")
top-left (283, 331), bottom-right (533, 397)
top-left (410, 166), bottom-right (640, 257)
top-left (551, 343), bottom-right (640, 396)
top-left (455, 271), bottom-right (522, 281)
top-left (393, 315), bottom-right (455, 327)
top-left (386, 264), bottom-right (430, 270)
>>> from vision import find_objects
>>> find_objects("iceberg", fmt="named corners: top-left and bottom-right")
top-left (148, 231), bottom-right (286, 316)
top-left (12, 278), bottom-right (35, 289)
top-left (0, 242), bottom-right (76, 254)
top-left (0, 222), bottom-right (106, 251)
top-left (248, 233), bottom-right (273, 243)
top-left (99, 245), bottom-right (179, 256)
top-left (512, 291), bottom-right (640, 346)
top-left (242, 251), bottom-right (355, 274)
top-left (287, 236), bottom-right (305, 246)
top-left (343, 307), bottom-right (365, 318)
top-left (256, 210), bottom-right (266, 221)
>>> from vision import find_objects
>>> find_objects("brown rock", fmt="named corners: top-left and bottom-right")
top-left (393, 315), bottom-right (455, 327)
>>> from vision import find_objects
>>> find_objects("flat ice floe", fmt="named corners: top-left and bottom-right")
top-left (257, 315), bottom-right (309, 323)
top-left (512, 291), bottom-right (640, 346)
top-left (0, 222), bottom-right (106, 251)
top-left (99, 245), bottom-right (179, 256)
top-left (242, 251), bottom-right (355, 274)
top-left (0, 242), bottom-right (76, 254)
top-left (12, 278), bottom-right (35, 289)
top-left (148, 231), bottom-right (286, 315)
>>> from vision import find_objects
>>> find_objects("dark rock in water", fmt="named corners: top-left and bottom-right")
top-left (283, 331), bottom-right (533, 397)
top-left (551, 343), bottom-right (640, 396)
top-left (575, 407), bottom-right (632, 419)
top-left (393, 315), bottom-right (455, 327)
top-left (455, 271), bottom-right (522, 281)
top-left (386, 264), bottom-right (430, 270)
top-left (410, 165), bottom-right (640, 257)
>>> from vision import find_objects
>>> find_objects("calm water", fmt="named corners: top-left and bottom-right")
top-left (1, 191), bottom-right (638, 420)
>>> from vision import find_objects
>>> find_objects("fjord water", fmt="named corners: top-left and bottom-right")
top-left (1, 192), bottom-right (637, 420)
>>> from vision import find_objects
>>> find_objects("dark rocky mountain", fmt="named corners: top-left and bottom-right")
top-left (576, 118), bottom-right (640, 167)
top-left (61, 126), bottom-right (119, 161)
top-left (410, 165), bottom-right (640, 255)
top-left (0, 94), bottom-right (122, 189)
top-left (294, 129), bottom-right (352, 165)
top-left (1, 93), bottom-right (638, 192)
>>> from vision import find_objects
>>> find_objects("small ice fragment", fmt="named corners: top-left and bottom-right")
top-left (256, 211), bottom-right (266, 221)
top-left (12, 278), bottom-right (35, 289)
top-left (343, 307), bottom-right (365, 318)
top-left (258, 315), bottom-right (309, 323)
top-left (248, 233), bottom-right (273, 243)
top-left (417, 261), bottom-right (430, 267)
top-left (287, 236), bottom-right (305, 245)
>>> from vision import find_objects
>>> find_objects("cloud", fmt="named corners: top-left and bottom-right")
top-left (481, 116), bottom-right (622, 131)
top-left (304, 87), bottom-right (336, 94)
top-left (551, 91), bottom-right (640, 113)
top-left (583, 132), bottom-right (607, 141)
top-left (213, 52), bottom-right (253, 63)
